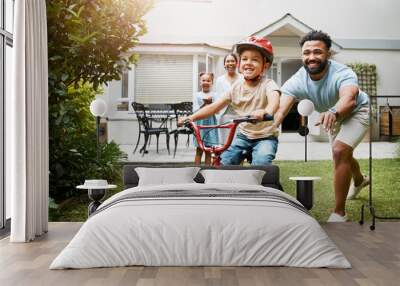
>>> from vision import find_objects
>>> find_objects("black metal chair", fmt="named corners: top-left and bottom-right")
top-left (170, 101), bottom-right (193, 157)
top-left (132, 102), bottom-right (170, 156)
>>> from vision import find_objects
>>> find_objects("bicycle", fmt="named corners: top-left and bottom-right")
top-left (183, 114), bottom-right (274, 167)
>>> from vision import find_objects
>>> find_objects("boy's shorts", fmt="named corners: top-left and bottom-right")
top-left (330, 106), bottom-right (369, 148)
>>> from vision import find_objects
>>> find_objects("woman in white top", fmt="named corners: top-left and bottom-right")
top-left (215, 53), bottom-right (242, 143)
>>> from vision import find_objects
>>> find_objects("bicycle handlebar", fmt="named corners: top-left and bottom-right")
top-left (232, 114), bottom-right (274, 124)
top-left (183, 114), bottom-right (274, 156)
top-left (183, 114), bottom-right (273, 128)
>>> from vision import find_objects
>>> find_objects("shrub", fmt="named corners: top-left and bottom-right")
top-left (49, 84), bottom-right (127, 201)
top-left (47, 0), bottom-right (151, 201)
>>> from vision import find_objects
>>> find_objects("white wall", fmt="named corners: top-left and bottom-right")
top-left (335, 50), bottom-right (400, 96)
top-left (335, 50), bottom-right (400, 111)
top-left (108, 120), bottom-right (137, 145)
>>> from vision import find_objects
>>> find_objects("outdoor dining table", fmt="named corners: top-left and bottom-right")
top-left (132, 102), bottom-right (193, 156)
top-left (145, 103), bottom-right (175, 129)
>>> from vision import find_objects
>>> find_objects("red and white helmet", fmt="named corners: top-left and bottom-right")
top-left (235, 36), bottom-right (274, 63)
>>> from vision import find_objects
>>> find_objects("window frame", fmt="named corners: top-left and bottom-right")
top-left (1, 0), bottom-right (14, 231)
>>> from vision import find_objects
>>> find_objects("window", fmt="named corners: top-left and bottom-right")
top-left (135, 55), bottom-right (193, 103)
top-left (121, 72), bottom-right (129, 98)
top-left (5, 0), bottom-right (13, 33)
top-left (266, 62), bottom-right (279, 85)
top-left (116, 71), bottom-right (130, 111)
top-left (1, 0), bottom-right (14, 231)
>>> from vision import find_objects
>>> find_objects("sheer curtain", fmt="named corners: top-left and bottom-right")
top-left (9, 0), bottom-right (48, 242)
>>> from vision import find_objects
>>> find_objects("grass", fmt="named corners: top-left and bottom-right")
top-left (276, 159), bottom-right (400, 222)
top-left (51, 158), bottom-right (400, 223)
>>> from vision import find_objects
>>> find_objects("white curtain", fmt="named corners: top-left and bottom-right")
top-left (9, 0), bottom-right (49, 242)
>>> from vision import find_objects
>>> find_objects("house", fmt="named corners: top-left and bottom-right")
top-left (2, 2), bottom-right (400, 284)
top-left (103, 0), bottom-right (400, 144)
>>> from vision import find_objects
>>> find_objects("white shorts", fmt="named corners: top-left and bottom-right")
top-left (329, 106), bottom-right (369, 148)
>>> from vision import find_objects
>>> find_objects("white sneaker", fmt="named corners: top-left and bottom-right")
top-left (327, 213), bottom-right (348, 222)
top-left (347, 175), bottom-right (370, 200)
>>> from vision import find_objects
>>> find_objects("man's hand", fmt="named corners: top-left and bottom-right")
top-left (177, 116), bottom-right (191, 127)
top-left (250, 109), bottom-right (267, 121)
top-left (315, 111), bottom-right (337, 132)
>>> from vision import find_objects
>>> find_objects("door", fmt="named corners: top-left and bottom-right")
top-left (281, 58), bottom-right (303, 132)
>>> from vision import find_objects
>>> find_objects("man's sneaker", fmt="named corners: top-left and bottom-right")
top-left (347, 175), bottom-right (370, 200)
top-left (327, 213), bottom-right (348, 222)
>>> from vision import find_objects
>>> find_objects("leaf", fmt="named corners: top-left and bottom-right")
top-left (61, 74), bottom-right (69, 81)
top-left (49, 55), bottom-right (63, 61)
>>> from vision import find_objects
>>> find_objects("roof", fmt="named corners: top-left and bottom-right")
top-left (251, 13), bottom-right (342, 52)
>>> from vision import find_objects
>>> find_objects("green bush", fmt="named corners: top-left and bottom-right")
top-left (49, 84), bottom-right (127, 201)
top-left (47, 0), bottom-right (151, 202)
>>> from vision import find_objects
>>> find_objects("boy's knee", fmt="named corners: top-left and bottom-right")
top-left (221, 150), bottom-right (241, 165)
top-left (250, 140), bottom-right (277, 165)
top-left (251, 153), bottom-right (275, 165)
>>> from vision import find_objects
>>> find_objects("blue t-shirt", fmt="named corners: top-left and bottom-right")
top-left (281, 60), bottom-right (369, 113)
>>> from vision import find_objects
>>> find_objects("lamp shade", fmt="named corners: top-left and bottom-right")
top-left (297, 99), bottom-right (315, 116)
top-left (90, 98), bottom-right (107, 117)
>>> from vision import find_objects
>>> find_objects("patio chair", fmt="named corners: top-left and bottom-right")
top-left (132, 102), bottom-right (170, 156)
top-left (170, 101), bottom-right (194, 157)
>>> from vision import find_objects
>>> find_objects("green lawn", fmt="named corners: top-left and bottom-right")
top-left (276, 159), bottom-right (400, 222)
top-left (51, 159), bottom-right (400, 222)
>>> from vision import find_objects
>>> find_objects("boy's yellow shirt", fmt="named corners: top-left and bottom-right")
top-left (222, 77), bottom-right (281, 139)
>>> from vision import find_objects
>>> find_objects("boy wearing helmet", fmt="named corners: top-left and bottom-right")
top-left (179, 36), bottom-right (280, 165)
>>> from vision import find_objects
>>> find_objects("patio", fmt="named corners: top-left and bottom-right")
top-left (121, 133), bottom-right (399, 163)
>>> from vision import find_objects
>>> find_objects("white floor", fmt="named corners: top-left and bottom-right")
top-left (120, 133), bottom-right (398, 163)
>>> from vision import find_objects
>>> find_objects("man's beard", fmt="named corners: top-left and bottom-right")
top-left (303, 59), bottom-right (328, 75)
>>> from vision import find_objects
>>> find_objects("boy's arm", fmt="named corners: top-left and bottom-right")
top-left (251, 90), bottom-right (281, 120)
top-left (189, 97), bottom-right (230, 121)
top-left (273, 95), bottom-right (296, 128)
top-left (265, 90), bottom-right (280, 116)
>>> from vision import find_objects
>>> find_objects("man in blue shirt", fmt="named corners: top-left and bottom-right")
top-left (274, 30), bottom-right (370, 222)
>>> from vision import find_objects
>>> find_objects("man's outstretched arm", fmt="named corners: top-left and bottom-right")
top-left (273, 95), bottom-right (296, 128)
top-left (317, 85), bottom-right (358, 131)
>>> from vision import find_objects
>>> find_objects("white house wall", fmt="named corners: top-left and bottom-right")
top-left (103, 79), bottom-right (126, 120)
top-left (335, 50), bottom-right (400, 97)
top-left (108, 120), bottom-right (137, 145)
top-left (273, 46), bottom-right (301, 58)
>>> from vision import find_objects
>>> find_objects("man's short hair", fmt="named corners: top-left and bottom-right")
top-left (299, 30), bottom-right (332, 50)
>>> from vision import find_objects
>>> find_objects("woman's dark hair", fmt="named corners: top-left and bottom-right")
top-left (223, 53), bottom-right (238, 64)
top-left (299, 30), bottom-right (332, 50)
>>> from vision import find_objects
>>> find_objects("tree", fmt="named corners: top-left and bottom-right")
top-left (47, 0), bottom-right (152, 94)
top-left (47, 0), bottom-right (152, 200)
